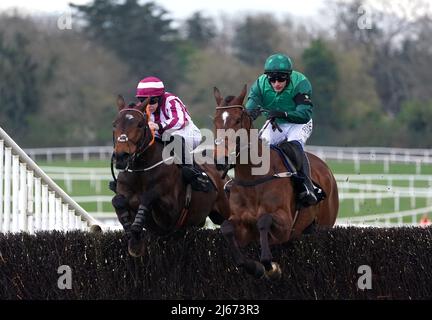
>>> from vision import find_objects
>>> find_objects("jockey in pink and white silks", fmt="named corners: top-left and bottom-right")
top-left (135, 76), bottom-right (210, 191)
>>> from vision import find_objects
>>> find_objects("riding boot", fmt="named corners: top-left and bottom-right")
top-left (278, 140), bottom-right (317, 206)
top-left (181, 164), bottom-right (211, 192)
top-left (299, 150), bottom-right (318, 205)
top-left (293, 142), bottom-right (318, 206)
top-left (178, 136), bottom-right (211, 192)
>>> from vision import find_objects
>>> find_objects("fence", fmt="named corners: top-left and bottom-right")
top-left (0, 127), bottom-right (101, 233)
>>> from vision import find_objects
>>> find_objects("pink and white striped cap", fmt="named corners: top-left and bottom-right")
top-left (135, 76), bottom-right (165, 97)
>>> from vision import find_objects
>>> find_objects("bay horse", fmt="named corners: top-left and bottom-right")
top-left (112, 96), bottom-right (230, 257)
top-left (213, 86), bottom-right (339, 279)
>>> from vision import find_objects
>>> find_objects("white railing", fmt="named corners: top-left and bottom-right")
top-left (24, 145), bottom-right (432, 166)
top-left (0, 127), bottom-right (101, 233)
top-left (336, 206), bottom-right (432, 227)
top-left (24, 146), bottom-right (113, 162)
top-left (307, 146), bottom-right (432, 174)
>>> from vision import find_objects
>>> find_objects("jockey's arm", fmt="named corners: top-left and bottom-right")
top-left (245, 79), bottom-right (263, 120)
top-left (157, 98), bottom-right (186, 134)
top-left (268, 79), bottom-right (313, 124)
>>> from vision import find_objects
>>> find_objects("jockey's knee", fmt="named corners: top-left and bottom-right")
top-left (112, 194), bottom-right (128, 210)
top-left (288, 139), bottom-right (304, 150)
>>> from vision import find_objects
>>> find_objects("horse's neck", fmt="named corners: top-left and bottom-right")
top-left (234, 137), bottom-right (273, 179)
top-left (136, 141), bottom-right (163, 165)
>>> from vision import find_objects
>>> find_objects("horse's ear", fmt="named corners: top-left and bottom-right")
top-left (237, 84), bottom-right (247, 104)
top-left (116, 94), bottom-right (126, 111)
top-left (138, 98), bottom-right (150, 120)
top-left (213, 87), bottom-right (223, 106)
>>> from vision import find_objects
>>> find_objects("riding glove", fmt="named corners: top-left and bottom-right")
top-left (247, 108), bottom-right (261, 121)
top-left (268, 110), bottom-right (289, 119)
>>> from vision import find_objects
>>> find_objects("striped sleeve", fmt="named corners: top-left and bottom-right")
top-left (159, 97), bottom-right (187, 133)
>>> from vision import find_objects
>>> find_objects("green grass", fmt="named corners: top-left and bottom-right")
top-left (327, 159), bottom-right (432, 174)
top-left (37, 159), bottom-right (110, 168)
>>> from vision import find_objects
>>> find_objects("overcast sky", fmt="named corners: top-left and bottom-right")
top-left (0, 0), bottom-right (326, 20)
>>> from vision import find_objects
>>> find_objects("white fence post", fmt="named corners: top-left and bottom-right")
top-left (55, 198), bottom-right (62, 231)
top-left (19, 163), bottom-right (28, 232)
top-left (68, 209), bottom-right (75, 230)
top-left (41, 184), bottom-right (49, 231)
top-left (3, 147), bottom-right (11, 232)
top-left (0, 140), bottom-right (3, 230)
top-left (12, 155), bottom-right (19, 232)
top-left (27, 171), bottom-right (34, 234)
top-left (34, 178), bottom-right (42, 231)
top-left (62, 204), bottom-right (69, 230)
top-left (48, 192), bottom-right (56, 230)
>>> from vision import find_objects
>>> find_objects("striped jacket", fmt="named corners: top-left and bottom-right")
top-left (150, 92), bottom-right (192, 136)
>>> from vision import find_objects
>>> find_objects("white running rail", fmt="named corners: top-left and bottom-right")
top-left (336, 206), bottom-right (432, 227)
top-left (0, 127), bottom-right (101, 233)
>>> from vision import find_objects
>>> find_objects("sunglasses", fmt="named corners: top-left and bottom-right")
top-left (267, 73), bottom-right (290, 83)
top-left (139, 96), bottom-right (159, 104)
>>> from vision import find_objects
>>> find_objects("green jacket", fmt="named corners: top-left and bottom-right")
top-left (245, 71), bottom-right (313, 124)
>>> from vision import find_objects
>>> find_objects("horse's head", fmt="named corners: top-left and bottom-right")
top-left (112, 95), bottom-right (154, 170)
top-left (213, 85), bottom-right (251, 170)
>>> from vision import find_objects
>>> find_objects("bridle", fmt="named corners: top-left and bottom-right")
top-left (214, 104), bottom-right (252, 178)
top-left (112, 108), bottom-right (156, 173)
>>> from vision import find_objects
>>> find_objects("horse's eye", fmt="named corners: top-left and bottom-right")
top-left (235, 118), bottom-right (241, 124)
top-left (138, 122), bottom-right (144, 128)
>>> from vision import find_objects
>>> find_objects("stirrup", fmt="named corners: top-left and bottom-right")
top-left (298, 188), bottom-right (318, 206)
top-left (181, 166), bottom-right (211, 192)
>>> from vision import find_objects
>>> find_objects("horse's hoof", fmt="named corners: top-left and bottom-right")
top-left (265, 262), bottom-right (282, 280)
top-left (251, 261), bottom-right (266, 279)
top-left (128, 238), bottom-right (146, 257)
top-left (242, 260), bottom-right (266, 279)
top-left (255, 263), bottom-right (266, 279)
top-left (130, 224), bottom-right (142, 234)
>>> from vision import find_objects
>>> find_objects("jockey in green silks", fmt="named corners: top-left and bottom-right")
top-left (246, 53), bottom-right (318, 206)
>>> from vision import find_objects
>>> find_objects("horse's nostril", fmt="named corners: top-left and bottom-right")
top-left (115, 152), bottom-right (129, 161)
top-left (114, 152), bottom-right (130, 169)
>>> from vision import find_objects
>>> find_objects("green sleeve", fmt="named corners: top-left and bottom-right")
top-left (287, 78), bottom-right (313, 124)
top-left (245, 78), bottom-right (263, 110)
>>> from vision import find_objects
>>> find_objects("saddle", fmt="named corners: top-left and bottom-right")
top-left (181, 163), bottom-right (216, 193)
top-left (270, 144), bottom-right (326, 205)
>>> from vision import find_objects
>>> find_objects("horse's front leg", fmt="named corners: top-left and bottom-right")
top-left (257, 213), bottom-right (281, 280)
top-left (124, 192), bottom-right (155, 257)
top-left (131, 191), bottom-right (155, 235)
top-left (112, 194), bottom-right (132, 238)
top-left (221, 220), bottom-right (265, 279)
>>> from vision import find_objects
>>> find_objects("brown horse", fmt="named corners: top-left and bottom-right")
top-left (112, 96), bottom-right (230, 257)
top-left (213, 86), bottom-right (339, 279)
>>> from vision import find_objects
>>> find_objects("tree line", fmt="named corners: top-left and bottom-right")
top-left (0, 0), bottom-right (431, 148)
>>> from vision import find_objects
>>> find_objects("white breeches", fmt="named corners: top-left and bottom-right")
top-left (259, 119), bottom-right (313, 147)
